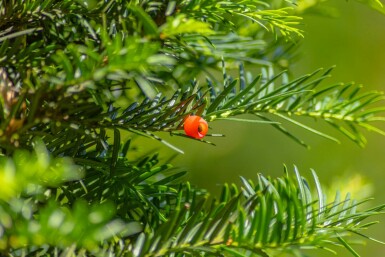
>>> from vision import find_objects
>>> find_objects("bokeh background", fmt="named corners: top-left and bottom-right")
top-left (132, 1), bottom-right (385, 256)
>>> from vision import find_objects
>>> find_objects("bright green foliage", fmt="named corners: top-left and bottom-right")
top-left (0, 143), bottom-right (128, 252)
top-left (2, 200), bottom-right (127, 251)
top-left (0, 141), bottom-right (81, 200)
top-left (130, 168), bottom-right (385, 257)
top-left (1, 0), bottom-right (385, 256)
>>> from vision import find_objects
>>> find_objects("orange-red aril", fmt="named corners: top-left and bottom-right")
top-left (183, 115), bottom-right (208, 139)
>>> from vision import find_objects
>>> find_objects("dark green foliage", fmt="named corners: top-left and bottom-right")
top-left (1, 0), bottom-right (385, 256)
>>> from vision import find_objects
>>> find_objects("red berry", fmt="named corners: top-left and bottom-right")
top-left (183, 115), bottom-right (208, 139)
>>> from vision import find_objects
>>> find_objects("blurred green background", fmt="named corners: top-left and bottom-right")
top-left (131, 1), bottom-right (385, 256)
